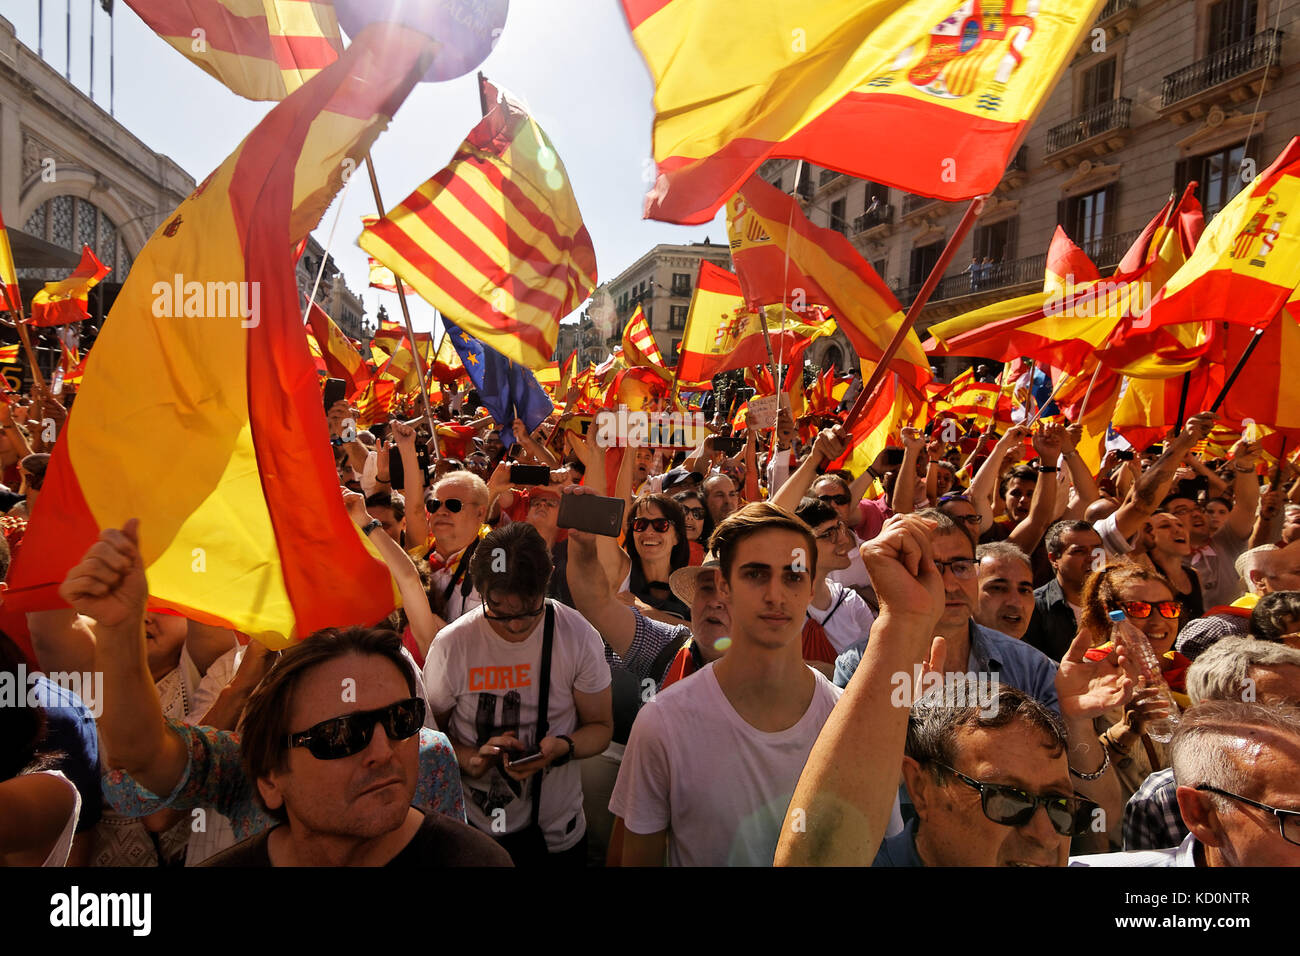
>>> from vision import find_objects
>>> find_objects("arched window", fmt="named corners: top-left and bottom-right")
top-left (822, 344), bottom-right (844, 373)
top-left (22, 196), bottom-right (129, 278)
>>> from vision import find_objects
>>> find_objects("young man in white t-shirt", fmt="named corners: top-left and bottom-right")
top-left (424, 522), bottom-right (613, 865)
top-left (609, 502), bottom-right (843, 866)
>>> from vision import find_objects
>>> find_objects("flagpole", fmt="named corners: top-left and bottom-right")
top-left (15, 319), bottom-right (48, 390)
top-left (364, 153), bottom-right (440, 462)
top-left (1209, 326), bottom-right (1266, 413)
top-left (843, 196), bottom-right (986, 431)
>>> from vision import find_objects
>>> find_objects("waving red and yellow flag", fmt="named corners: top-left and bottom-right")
top-left (28, 247), bottom-right (111, 327)
top-left (307, 300), bottom-right (372, 399)
top-left (5, 23), bottom-right (437, 646)
top-left (621, 305), bottom-right (670, 379)
top-left (0, 207), bottom-right (21, 316)
top-left (623, 0), bottom-right (1105, 223)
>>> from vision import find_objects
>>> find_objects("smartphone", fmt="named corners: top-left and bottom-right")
top-left (713, 436), bottom-right (744, 456)
top-left (391, 445), bottom-right (432, 492)
top-left (557, 493), bottom-right (626, 537)
top-left (506, 749), bottom-right (544, 770)
top-left (323, 377), bottom-right (346, 411)
top-left (510, 464), bottom-right (551, 486)
top-left (1115, 449), bottom-right (1135, 461)
top-left (883, 447), bottom-right (905, 468)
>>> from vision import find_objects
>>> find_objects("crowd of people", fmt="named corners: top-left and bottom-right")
top-left (3, 376), bottom-right (1299, 870)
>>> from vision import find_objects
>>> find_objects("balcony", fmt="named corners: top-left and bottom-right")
top-left (1045, 98), bottom-right (1133, 167)
top-left (999, 145), bottom-right (1030, 192)
top-left (851, 204), bottom-right (895, 242)
top-left (818, 168), bottom-right (843, 187)
top-left (901, 192), bottom-right (946, 223)
top-left (1161, 30), bottom-right (1283, 123)
top-left (1096, 0), bottom-right (1138, 35)
top-left (898, 228), bottom-right (1142, 307)
top-left (669, 280), bottom-right (692, 298)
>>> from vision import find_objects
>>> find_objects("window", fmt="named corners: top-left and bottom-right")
top-left (1080, 58), bottom-right (1116, 112)
top-left (1060, 186), bottom-right (1115, 250)
top-left (1208, 0), bottom-right (1258, 54)
top-left (909, 242), bottom-right (943, 288)
top-left (645, 307), bottom-right (653, 326)
top-left (1176, 143), bottom-right (1247, 219)
top-left (871, 258), bottom-right (888, 280)
top-left (21, 195), bottom-right (123, 275)
top-left (671, 272), bottom-right (691, 296)
top-left (830, 198), bottom-right (847, 234)
top-left (864, 181), bottom-right (889, 209)
top-left (973, 219), bottom-right (1018, 263)
top-left (669, 305), bottom-right (688, 329)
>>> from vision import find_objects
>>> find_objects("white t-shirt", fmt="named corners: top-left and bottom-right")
top-left (828, 531), bottom-right (871, 590)
top-left (609, 662), bottom-right (842, 866)
top-left (1093, 512), bottom-right (1133, 558)
top-left (423, 601), bottom-right (612, 852)
top-left (807, 581), bottom-right (876, 653)
top-left (37, 770), bottom-right (81, 867)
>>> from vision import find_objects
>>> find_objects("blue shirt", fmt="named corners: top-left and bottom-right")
top-left (833, 619), bottom-right (1061, 715)
top-left (873, 819), bottom-right (925, 867)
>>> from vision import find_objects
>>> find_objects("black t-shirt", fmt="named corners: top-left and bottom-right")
top-left (200, 811), bottom-right (513, 867)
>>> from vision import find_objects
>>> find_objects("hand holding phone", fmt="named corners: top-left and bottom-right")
top-left (557, 491), bottom-right (625, 536)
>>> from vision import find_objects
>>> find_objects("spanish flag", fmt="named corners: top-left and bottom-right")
top-left (306, 300), bottom-right (371, 399)
top-left (621, 305), bottom-right (671, 380)
top-left (1140, 137), bottom-right (1300, 335)
top-left (5, 23), bottom-right (437, 647)
top-left (934, 368), bottom-right (999, 426)
top-left (28, 247), bottom-right (111, 327)
top-left (623, 0), bottom-right (1106, 224)
top-left (123, 0), bottom-right (344, 101)
top-left (360, 77), bottom-right (597, 370)
top-left (431, 332), bottom-right (467, 384)
top-left (676, 261), bottom-right (833, 384)
top-left (728, 175), bottom-right (931, 398)
top-left (0, 207), bottom-right (21, 316)
top-left (826, 372), bottom-right (924, 488)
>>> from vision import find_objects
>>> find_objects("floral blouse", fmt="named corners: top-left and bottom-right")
top-left (102, 720), bottom-right (466, 842)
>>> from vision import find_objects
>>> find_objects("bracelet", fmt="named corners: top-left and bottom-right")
top-left (361, 519), bottom-right (383, 537)
top-left (865, 466), bottom-right (880, 481)
top-left (1069, 747), bottom-right (1111, 781)
top-left (1038, 465), bottom-right (1059, 473)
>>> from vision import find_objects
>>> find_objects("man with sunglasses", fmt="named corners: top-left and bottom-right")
top-left (65, 521), bottom-right (509, 867)
top-left (1072, 702), bottom-right (1300, 866)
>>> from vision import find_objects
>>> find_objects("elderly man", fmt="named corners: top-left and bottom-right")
top-left (1122, 638), bottom-right (1300, 851)
top-left (1073, 701), bottom-right (1300, 867)
top-left (702, 473), bottom-right (741, 526)
top-left (427, 470), bottom-right (491, 622)
top-left (1177, 542), bottom-right (1300, 659)
top-left (973, 541), bottom-right (1035, 640)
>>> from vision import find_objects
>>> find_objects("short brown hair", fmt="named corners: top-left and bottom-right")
top-left (708, 501), bottom-right (818, 581)
top-left (239, 627), bottom-right (415, 824)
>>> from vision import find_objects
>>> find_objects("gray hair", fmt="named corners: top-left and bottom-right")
top-left (906, 682), bottom-right (1067, 772)
top-left (975, 540), bottom-right (1031, 573)
top-left (1170, 702), bottom-right (1300, 812)
top-left (1238, 545), bottom-right (1278, 596)
top-left (1187, 638), bottom-right (1300, 705)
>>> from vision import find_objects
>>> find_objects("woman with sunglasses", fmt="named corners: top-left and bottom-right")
top-left (619, 494), bottom-right (692, 623)
top-left (1077, 560), bottom-right (1192, 813)
top-left (673, 490), bottom-right (711, 567)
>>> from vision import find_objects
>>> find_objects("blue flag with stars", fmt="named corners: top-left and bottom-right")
top-left (443, 317), bottom-right (553, 448)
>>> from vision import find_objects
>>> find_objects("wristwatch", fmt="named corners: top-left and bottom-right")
top-left (553, 734), bottom-right (575, 767)
top-left (1037, 464), bottom-right (1059, 473)
top-left (362, 519), bottom-right (383, 537)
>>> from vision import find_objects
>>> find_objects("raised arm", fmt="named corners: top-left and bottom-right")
top-left (512, 418), bottom-right (560, 469)
top-left (1005, 425), bottom-right (1061, 554)
top-left (564, 488), bottom-right (638, 657)
top-left (775, 514), bottom-right (945, 866)
top-left (1110, 413), bottom-right (1215, 541)
top-left (1225, 439), bottom-right (1262, 541)
top-left (969, 426), bottom-right (1028, 534)
top-left (772, 425), bottom-right (846, 513)
top-left (59, 520), bottom-right (189, 798)
top-left (891, 427), bottom-right (926, 515)
top-left (391, 420), bottom-right (429, 552)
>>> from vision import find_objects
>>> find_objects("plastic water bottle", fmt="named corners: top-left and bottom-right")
top-left (1108, 609), bottom-right (1180, 744)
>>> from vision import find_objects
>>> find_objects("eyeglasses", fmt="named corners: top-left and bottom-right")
top-left (817, 493), bottom-right (851, 507)
top-left (1196, 785), bottom-right (1300, 846)
top-left (633, 517), bottom-right (673, 533)
top-left (427, 497), bottom-right (465, 514)
top-left (481, 599), bottom-right (546, 622)
top-left (933, 557), bottom-right (977, 579)
top-left (949, 513), bottom-right (982, 527)
top-left (288, 697), bottom-right (425, 760)
top-left (680, 506), bottom-right (706, 520)
top-left (932, 762), bottom-right (1097, 837)
top-left (814, 520), bottom-right (850, 541)
top-left (1118, 600), bottom-right (1183, 620)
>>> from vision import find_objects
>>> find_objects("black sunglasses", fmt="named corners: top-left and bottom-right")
top-left (679, 506), bottom-right (706, 520)
top-left (427, 497), bottom-right (464, 514)
top-left (288, 697), bottom-right (425, 760)
top-left (817, 493), bottom-right (851, 506)
top-left (633, 517), bottom-right (673, 533)
top-left (933, 762), bottom-right (1096, 837)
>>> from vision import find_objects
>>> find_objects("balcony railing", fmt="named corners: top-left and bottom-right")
top-left (902, 192), bottom-right (943, 216)
top-left (670, 281), bottom-right (692, 297)
top-left (819, 168), bottom-right (843, 187)
top-left (1006, 145), bottom-right (1029, 174)
top-left (1045, 98), bottom-right (1132, 155)
top-left (852, 204), bottom-right (894, 235)
top-left (1098, 0), bottom-right (1136, 22)
top-left (898, 228), bottom-right (1141, 306)
top-left (1162, 29), bottom-right (1283, 108)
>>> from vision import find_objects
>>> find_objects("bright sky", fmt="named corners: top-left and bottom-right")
top-left (1, 1), bottom-right (726, 336)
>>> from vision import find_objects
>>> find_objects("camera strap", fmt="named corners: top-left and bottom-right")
top-left (530, 601), bottom-right (556, 829)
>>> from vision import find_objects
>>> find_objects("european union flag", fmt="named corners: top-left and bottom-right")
top-left (443, 317), bottom-right (553, 448)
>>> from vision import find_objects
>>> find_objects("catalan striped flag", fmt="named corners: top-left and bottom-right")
top-left (727, 175), bottom-right (931, 398)
top-left (354, 377), bottom-right (398, 429)
top-left (28, 246), bottom-right (111, 327)
top-left (359, 76), bottom-right (597, 370)
top-left (361, 216), bottom-right (417, 295)
top-left (621, 305), bottom-right (670, 379)
top-left (0, 206), bottom-right (21, 316)
top-left (0, 344), bottom-right (20, 364)
top-left (122, 0), bottom-right (344, 101)
top-left (4, 23), bottom-right (436, 646)
top-left (622, 0), bottom-right (1105, 224)
top-left (306, 300), bottom-right (371, 399)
